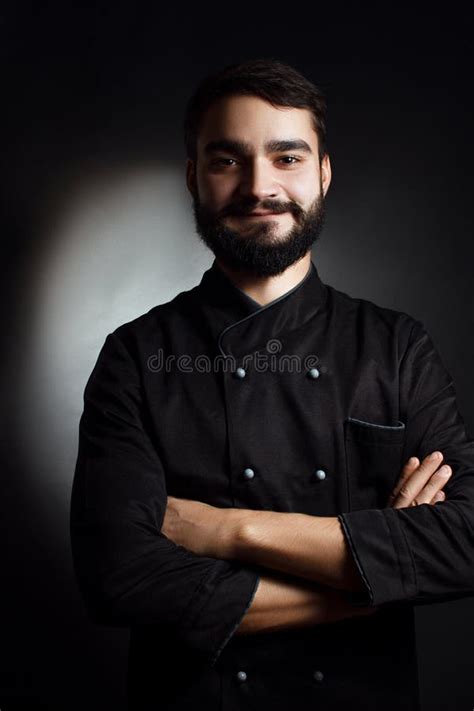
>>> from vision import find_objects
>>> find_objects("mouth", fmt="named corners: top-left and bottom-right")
top-left (240, 211), bottom-right (287, 218)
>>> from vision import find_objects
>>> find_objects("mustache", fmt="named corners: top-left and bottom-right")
top-left (220, 200), bottom-right (303, 218)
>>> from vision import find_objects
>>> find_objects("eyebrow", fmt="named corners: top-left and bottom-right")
top-left (203, 138), bottom-right (313, 156)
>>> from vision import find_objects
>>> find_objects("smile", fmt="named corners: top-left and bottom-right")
top-left (240, 212), bottom-right (287, 219)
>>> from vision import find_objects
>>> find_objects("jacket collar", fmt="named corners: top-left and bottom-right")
top-left (197, 257), bottom-right (328, 358)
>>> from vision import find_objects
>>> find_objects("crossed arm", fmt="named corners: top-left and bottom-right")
top-left (71, 323), bottom-right (474, 664)
top-left (162, 453), bottom-right (451, 634)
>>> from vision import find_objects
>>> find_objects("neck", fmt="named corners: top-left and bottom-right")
top-left (215, 253), bottom-right (313, 307)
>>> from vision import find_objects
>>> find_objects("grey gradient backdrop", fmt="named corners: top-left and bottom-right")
top-left (1, 4), bottom-right (473, 710)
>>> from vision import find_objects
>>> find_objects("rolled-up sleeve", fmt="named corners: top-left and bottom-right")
top-left (338, 317), bottom-right (474, 608)
top-left (70, 331), bottom-right (260, 667)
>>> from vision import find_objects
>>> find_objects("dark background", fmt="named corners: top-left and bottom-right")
top-left (1, 3), bottom-right (473, 710)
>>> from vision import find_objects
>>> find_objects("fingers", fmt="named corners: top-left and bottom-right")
top-left (408, 462), bottom-right (452, 508)
top-left (390, 452), bottom-right (452, 509)
top-left (387, 456), bottom-right (419, 506)
top-left (430, 489), bottom-right (446, 505)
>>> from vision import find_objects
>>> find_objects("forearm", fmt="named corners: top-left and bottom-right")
top-left (235, 572), bottom-right (376, 635)
top-left (162, 499), bottom-right (366, 594)
top-left (232, 510), bottom-right (365, 593)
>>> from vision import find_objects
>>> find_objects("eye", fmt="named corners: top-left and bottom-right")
top-left (211, 158), bottom-right (237, 167)
top-left (278, 155), bottom-right (301, 165)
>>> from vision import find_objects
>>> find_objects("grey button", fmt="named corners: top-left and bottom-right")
top-left (307, 368), bottom-right (320, 379)
top-left (236, 670), bottom-right (247, 682)
top-left (244, 468), bottom-right (255, 480)
top-left (315, 469), bottom-right (326, 481)
top-left (235, 367), bottom-right (246, 379)
top-left (313, 670), bottom-right (324, 682)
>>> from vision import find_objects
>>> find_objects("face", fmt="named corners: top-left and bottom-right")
top-left (186, 94), bottom-right (331, 277)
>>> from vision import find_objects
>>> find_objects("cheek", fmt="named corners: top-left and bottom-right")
top-left (285, 172), bottom-right (319, 206)
top-left (198, 173), bottom-right (236, 206)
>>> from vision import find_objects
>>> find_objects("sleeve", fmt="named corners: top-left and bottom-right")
top-left (337, 317), bottom-right (474, 608)
top-left (69, 330), bottom-right (261, 667)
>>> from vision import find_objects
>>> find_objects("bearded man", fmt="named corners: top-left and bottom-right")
top-left (70, 58), bottom-right (474, 711)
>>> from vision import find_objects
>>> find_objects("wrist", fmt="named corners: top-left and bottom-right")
top-left (218, 507), bottom-right (252, 559)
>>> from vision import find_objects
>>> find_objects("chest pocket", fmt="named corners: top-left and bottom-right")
top-left (344, 417), bottom-right (406, 511)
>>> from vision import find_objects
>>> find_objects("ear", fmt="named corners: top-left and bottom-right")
top-left (320, 154), bottom-right (332, 197)
top-left (186, 158), bottom-right (197, 198)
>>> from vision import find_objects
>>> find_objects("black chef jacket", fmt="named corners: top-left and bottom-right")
top-left (70, 258), bottom-right (474, 711)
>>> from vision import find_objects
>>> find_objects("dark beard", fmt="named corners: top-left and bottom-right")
top-left (191, 188), bottom-right (325, 277)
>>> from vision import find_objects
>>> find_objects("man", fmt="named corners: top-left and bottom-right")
top-left (70, 58), bottom-right (474, 711)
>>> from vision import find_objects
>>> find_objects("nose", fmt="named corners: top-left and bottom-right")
top-left (237, 158), bottom-right (279, 200)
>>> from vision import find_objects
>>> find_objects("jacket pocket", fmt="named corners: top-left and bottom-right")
top-left (344, 417), bottom-right (406, 511)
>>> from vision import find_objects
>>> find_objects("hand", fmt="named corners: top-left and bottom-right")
top-left (387, 451), bottom-right (452, 509)
top-left (162, 496), bottom-right (238, 558)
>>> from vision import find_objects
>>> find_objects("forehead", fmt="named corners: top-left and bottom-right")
top-left (197, 95), bottom-right (318, 152)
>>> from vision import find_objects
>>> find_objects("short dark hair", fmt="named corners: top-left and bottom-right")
top-left (183, 57), bottom-right (327, 163)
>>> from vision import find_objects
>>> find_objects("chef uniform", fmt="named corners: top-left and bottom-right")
top-left (70, 257), bottom-right (474, 711)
